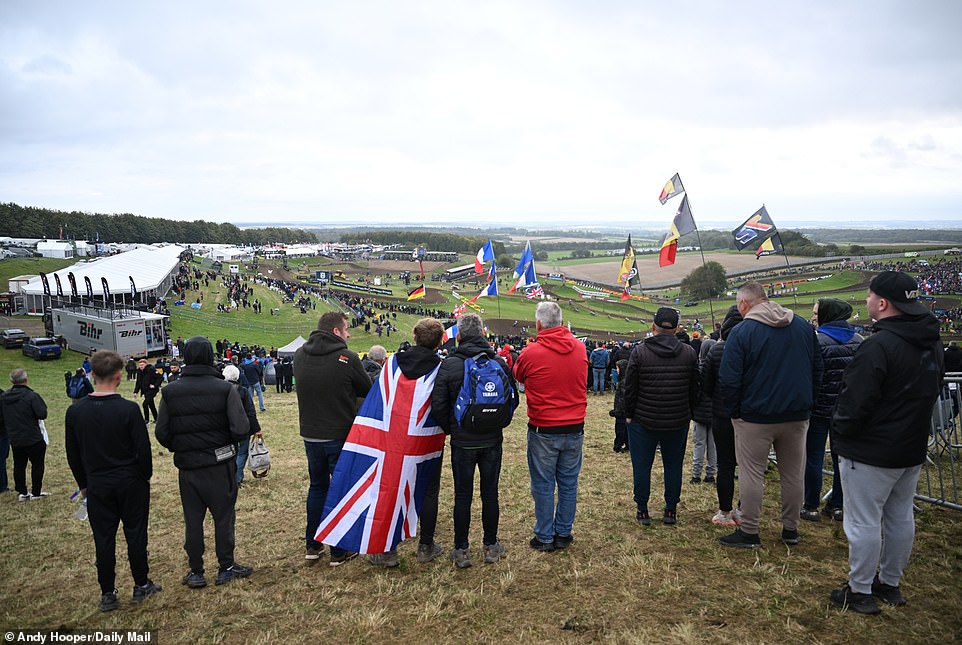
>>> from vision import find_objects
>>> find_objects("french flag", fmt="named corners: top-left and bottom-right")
top-left (469, 277), bottom-right (498, 303)
top-left (442, 323), bottom-right (458, 344)
top-left (474, 240), bottom-right (495, 273)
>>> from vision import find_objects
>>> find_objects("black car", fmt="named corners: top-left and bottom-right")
top-left (2, 328), bottom-right (29, 348)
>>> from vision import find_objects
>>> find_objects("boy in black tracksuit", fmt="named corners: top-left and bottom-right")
top-left (65, 350), bottom-right (160, 612)
top-left (133, 359), bottom-right (163, 423)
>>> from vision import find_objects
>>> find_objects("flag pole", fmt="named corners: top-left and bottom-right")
top-left (684, 195), bottom-right (717, 331)
top-left (773, 232), bottom-right (799, 310)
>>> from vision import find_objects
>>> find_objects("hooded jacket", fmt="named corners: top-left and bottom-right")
top-left (155, 337), bottom-right (250, 470)
top-left (514, 325), bottom-right (588, 428)
top-left (719, 301), bottom-right (823, 423)
top-left (623, 332), bottom-right (699, 431)
top-left (702, 306), bottom-right (743, 419)
top-left (0, 385), bottom-right (48, 447)
top-left (692, 338), bottom-right (717, 425)
top-left (812, 321), bottom-right (863, 419)
top-left (293, 329), bottom-right (372, 441)
top-left (433, 335), bottom-right (515, 448)
top-left (832, 313), bottom-right (944, 468)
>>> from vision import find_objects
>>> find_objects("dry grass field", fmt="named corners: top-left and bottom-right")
top-left (1, 362), bottom-right (961, 644)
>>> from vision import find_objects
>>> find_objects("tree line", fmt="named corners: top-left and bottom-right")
top-left (0, 203), bottom-right (315, 245)
top-left (340, 230), bottom-right (506, 255)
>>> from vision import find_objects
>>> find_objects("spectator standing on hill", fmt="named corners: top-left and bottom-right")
top-left (0, 368), bottom-right (49, 501)
top-left (610, 359), bottom-right (629, 453)
top-left (133, 359), bottom-right (163, 424)
top-left (241, 355), bottom-right (265, 412)
top-left (65, 350), bottom-right (161, 612)
top-left (221, 364), bottom-right (262, 485)
top-left (718, 282), bottom-right (823, 548)
top-left (66, 368), bottom-right (94, 401)
top-left (514, 302), bottom-right (588, 552)
top-left (589, 342), bottom-right (609, 395)
top-left (294, 312), bottom-right (372, 566)
top-left (690, 338), bottom-right (717, 484)
top-left (802, 298), bottom-right (862, 523)
top-left (362, 345), bottom-right (387, 383)
top-left (623, 308), bottom-right (699, 526)
top-left (432, 313), bottom-right (516, 568)
top-left (701, 306), bottom-right (744, 526)
top-left (155, 337), bottom-right (253, 588)
top-left (829, 271), bottom-right (944, 615)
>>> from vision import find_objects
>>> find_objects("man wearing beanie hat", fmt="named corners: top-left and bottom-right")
top-left (718, 282), bottom-right (823, 549)
top-left (623, 307), bottom-right (698, 526)
top-left (829, 271), bottom-right (944, 614)
top-left (155, 336), bottom-right (252, 588)
top-left (801, 299), bottom-right (863, 524)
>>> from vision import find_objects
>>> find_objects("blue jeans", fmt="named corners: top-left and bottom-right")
top-left (304, 440), bottom-right (348, 556)
top-left (251, 381), bottom-right (265, 411)
top-left (627, 421), bottom-right (688, 512)
top-left (592, 368), bottom-right (605, 393)
top-left (527, 430), bottom-right (583, 543)
top-left (451, 444), bottom-right (502, 549)
top-left (804, 417), bottom-right (830, 510)
top-left (0, 434), bottom-right (9, 492)
top-left (235, 438), bottom-right (249, 484)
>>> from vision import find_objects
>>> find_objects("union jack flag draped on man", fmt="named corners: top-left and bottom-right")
top-left (314, 354), bottom-right (444, 554)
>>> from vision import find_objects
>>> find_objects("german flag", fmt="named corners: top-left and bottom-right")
top-left (407, 284), bottom-right (426, 300)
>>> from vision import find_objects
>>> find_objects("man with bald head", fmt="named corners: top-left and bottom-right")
top-left (718, 282), bottom-right (822, 549)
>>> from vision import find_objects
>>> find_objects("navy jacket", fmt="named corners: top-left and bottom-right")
top-left (719, 302), bottom-right (823, 423)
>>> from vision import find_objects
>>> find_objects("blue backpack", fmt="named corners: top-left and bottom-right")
top-left (454, 353), bottom-right (515, 432)
top-left (67, 374), bottom-right (87, 399)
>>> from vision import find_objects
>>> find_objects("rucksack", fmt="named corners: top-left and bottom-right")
top-left (454, 353), bottom-right (515, 431)
top-left (67, 375), bottom-right (86, 399)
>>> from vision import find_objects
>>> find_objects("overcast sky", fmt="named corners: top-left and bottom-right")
top-left (2, 1), bottom-right (961, 230)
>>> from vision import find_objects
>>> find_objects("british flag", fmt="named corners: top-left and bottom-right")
top-left (314, 354), bottom-right (444, 554)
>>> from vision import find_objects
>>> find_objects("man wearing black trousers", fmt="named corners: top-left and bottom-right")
top-left (66, 350), bottom-right (161, 612)
top-left (156, 337), bottom-right (252, 588)
top-left (133, 359), bottom-right (163, 423)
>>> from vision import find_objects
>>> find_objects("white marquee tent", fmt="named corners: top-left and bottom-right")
top-left (277, 335), bottom-right (307, 359)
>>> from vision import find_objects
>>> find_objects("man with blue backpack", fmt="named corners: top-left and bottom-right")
top-left (432, 313), bottom-right (518, 568)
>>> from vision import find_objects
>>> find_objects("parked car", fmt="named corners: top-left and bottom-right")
top-left (22, 337), bottom-right (62, 361)
top-left (2, 328), bottom-right (29, 348)
top-left (684, 300), bottom-right (699, 307)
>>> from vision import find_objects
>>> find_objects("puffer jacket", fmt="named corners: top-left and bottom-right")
top-left (832, 313), bottom-right (944, 468)
top-left (293, 329), bottom-right (372, 441)
top-left (433, 335), bottom-right (515, 448)
top-left (692, 339), bottom-right (716, 425)
top-left (812, 322), bottom-right (863, 419)
top-left (155, 341), bottom-right (250, 470)
top-left (624, 332), bottom-right (699, 431)
top-left (0, 385), bottom-right (48, 447)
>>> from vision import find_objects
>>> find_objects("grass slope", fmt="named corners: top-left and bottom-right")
top-left (0, 350), bottom-right (960, 643)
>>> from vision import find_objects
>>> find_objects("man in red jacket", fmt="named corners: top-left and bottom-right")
top-left (514, 302), bottom-right (588, 552)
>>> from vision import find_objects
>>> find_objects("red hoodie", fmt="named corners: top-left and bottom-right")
top-left (514, 326), bottom-right (588, 427)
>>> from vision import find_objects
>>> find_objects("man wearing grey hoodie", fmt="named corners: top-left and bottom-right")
top-left (718, 282), bottom-right (823, 548)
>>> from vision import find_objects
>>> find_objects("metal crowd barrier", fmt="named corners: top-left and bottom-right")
top-left (919, 374), bottom-right (962, 511)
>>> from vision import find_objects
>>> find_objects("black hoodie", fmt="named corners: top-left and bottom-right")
top-left (293, 329), bottom-right (372, 441)
top-left (623, 332), bottom-right (699, 431)
top-left (0, 385), bottom-right (47, 447)
top-left (832, 313), bottom-right (945, 468)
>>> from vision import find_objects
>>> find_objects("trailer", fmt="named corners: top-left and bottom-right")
top-left (51, 305), bottom-right (168, 357)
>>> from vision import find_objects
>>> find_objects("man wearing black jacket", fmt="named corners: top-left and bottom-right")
top-left (294, 312), bottom-right (372, 566)
top-left (0, 368), bottom-right (48, 501)
top-left (133, 359), bottom-right (163, 423)
top-left (829, 272), bottom-right (944, 615)
top-left (156, 337), bottom-right (251, 589)
top-left (432, 313), bottom-right (517, 568)
top-left (66, 350), bottom-right (160, 612)
top-left (623, 308), bottom-right (699, 526)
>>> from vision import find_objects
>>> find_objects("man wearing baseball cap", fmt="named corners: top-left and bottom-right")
top-left (623, 307), bottom-right (699, 526)
top-left (829, 271), bottom-right (944, 614)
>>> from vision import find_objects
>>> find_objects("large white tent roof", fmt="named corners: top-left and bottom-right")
top-left (277, 335), bottom-right (307, 358)
top-left (22, 244), bottom-right (185, 296)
